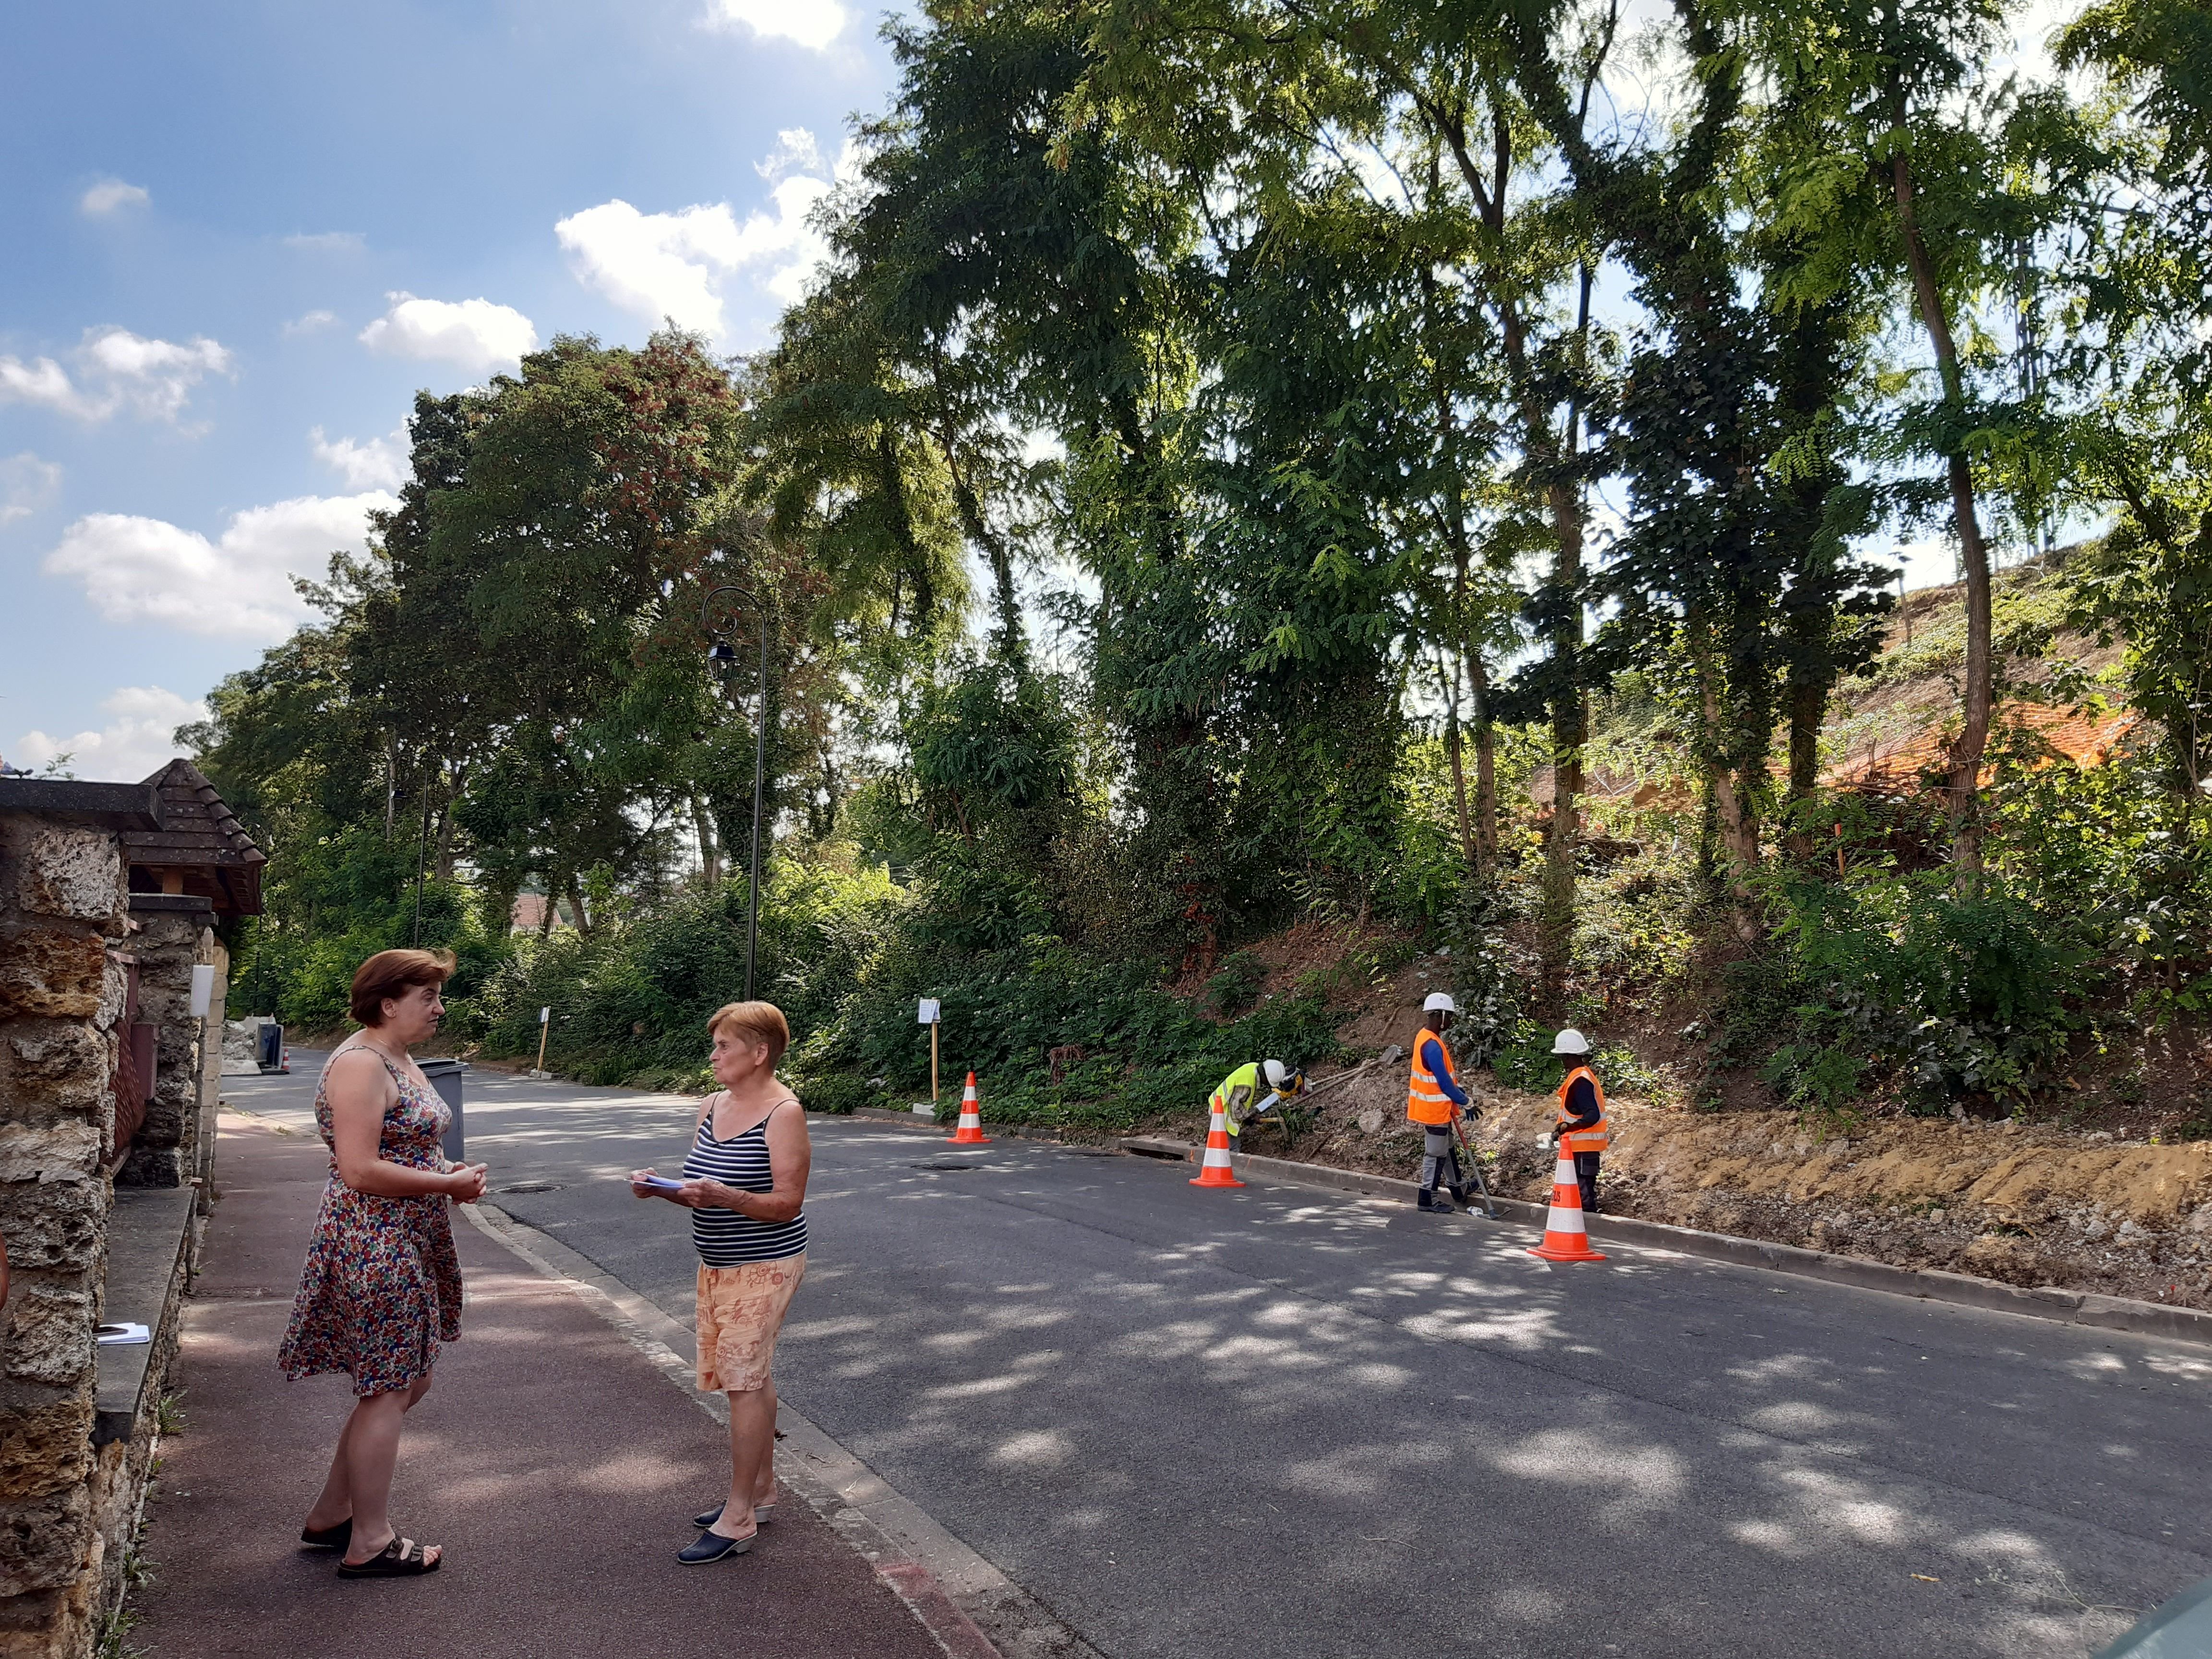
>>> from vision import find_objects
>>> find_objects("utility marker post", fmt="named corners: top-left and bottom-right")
top-left (918, 998), bottom-right (941, 1113)
top-left (533, 1006), bottom-right (551, 1077)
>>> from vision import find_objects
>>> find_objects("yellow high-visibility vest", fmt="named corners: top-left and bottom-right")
top-left (1212, 1062), bottom-right (1262, 1138)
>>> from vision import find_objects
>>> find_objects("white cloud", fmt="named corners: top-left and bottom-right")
top-left (757, 127), bottom-right (827, 183)
top-left (311, 425), bottom-right (407, 491)
top-left (359, 292), bottom-right (537, 372)
top-left (283, 309), bottom-right (339, 337)
top-left (11, 687), bottom-right (209, 784)
top-left (0, 453), bottom-right (61, 526)
top-left (704, 0), bottom-right (848, 50)
top-left (0, 327), bottom-right (233, 423)
top-left (80, 179), bottom-right (149, 216)
top-left (556, 131), bottom-right (843, 337)
top-left (42, 491), bottom-right (396, 639)
top-left (283, 231), bottom-right (364, 253)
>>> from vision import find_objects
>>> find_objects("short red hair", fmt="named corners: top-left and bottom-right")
top-left (707, 1000), bottom-right (789, 1067)
top-left (350, 949), bottom-right (456, 1026)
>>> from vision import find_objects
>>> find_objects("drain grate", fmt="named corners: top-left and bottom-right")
top-left (911, 1160), bottom-right (982, 1171)
top-left (498, 1181), bottom-right (562, 1194)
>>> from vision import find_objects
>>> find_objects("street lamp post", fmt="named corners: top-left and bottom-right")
top-left (703, 583), bottom-right (771, 1002)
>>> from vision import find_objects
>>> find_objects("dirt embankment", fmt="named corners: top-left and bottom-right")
top-left (1191, 1059), bottom-right (2212, 1312)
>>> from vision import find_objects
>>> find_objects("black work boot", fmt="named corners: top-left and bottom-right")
top-left (1417, 1190), bottom-right (1455, 1214)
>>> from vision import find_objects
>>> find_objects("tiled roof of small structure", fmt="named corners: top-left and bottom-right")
top-left (120, 759), bottom-right (266, 867)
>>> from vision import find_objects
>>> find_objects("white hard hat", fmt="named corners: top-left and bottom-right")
top-left (1552, 1027), bottom-right (1591, 1056)
top-left (1263, 1058), bottom-right (1288, 1087)
top-left (1422, 992), bottom-right (1458, 1014)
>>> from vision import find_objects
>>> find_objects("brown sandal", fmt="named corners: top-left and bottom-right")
top-left (337, 1535), bottom-right (440, 1577)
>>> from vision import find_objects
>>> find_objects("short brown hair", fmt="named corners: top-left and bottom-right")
top-left (350, 949), bottom-right (457, 1026)
top-left (707, 1000), bottom-right (789, 1067)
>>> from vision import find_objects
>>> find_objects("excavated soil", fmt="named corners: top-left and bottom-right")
top-left (1149, 1057), bottom-right (2212, 1312)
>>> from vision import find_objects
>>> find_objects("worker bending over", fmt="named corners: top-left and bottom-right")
top-left (1211, 1058), bottom-right (1303, 1141)
top-left (1407, 992), bottom-right (1477, 1213)
top-left (1551, 1029), bottom-right (1608, 1214)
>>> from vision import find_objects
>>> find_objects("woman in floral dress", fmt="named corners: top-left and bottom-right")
top-left (277, 948), bottom-right (488, 1577)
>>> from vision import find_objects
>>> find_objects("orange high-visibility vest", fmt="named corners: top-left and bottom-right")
top-left (1406, 1031), bottom-right (1462, 1126)
top-left (1555, 1066), bottom-right (1610, 1153)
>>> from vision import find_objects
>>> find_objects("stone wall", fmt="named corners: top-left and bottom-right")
top-left (192, 942), bottom-right (227, 1209)
top-left (0, 813), bottom-right (126, 1659)
top-left (116, 906), bottom-right (217, 1194)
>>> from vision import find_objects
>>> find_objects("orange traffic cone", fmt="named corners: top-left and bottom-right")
top-left (945, 1073), bottom-right (991, 1144)
top-left (1189, 1099), bottom-right (1244, 1189)
top-left (1527, 1147), bottom-right (1606, 1262)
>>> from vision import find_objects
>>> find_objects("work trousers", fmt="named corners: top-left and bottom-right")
top-left (1419, 1126), bottom-right (1466, 1200)
top-left (1573, 1150), bottom-right (1601, 1214)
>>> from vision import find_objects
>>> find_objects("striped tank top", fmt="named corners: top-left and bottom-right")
top-left (681, 1098), bottom-right (808, 1266)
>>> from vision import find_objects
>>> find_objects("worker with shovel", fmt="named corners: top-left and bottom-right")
top-left (1407, 992), bottom-right (1480, 1214)
top-left (1212, 1059), bottom-right (1305, 1142)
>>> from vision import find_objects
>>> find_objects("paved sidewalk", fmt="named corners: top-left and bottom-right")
top-left (132, 1113), bottom-right (949, 1659)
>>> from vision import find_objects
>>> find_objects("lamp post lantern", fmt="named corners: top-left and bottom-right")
top-left (702, 583), bottom-right (772, 1002)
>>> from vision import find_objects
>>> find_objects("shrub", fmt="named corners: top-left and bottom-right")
top-left (1753, 868), bottom-right (2092, 1111)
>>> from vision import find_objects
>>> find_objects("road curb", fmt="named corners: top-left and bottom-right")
top-left (844, 1106), bottom-right (1065, 1141)
top-left (1116, 1136), bottom-right (2212, 1348)
top-left (459, 1202), bottom-right (1102, 1659)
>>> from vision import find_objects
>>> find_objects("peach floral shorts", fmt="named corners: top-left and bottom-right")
top-left (694, 1255), bottom-right (806, 1393)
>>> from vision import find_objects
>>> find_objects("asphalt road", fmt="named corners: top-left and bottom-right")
top-left (224, 1056), bottom-right (2212, 1659)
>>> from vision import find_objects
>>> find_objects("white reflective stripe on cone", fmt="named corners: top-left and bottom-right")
top-left (1208, 1110), bottom-right (1229, 1133)
top-left (1547, 1209), bottom-right (1587, 1235)
top-left (1202, 1145), bottom-right (1235, 1168)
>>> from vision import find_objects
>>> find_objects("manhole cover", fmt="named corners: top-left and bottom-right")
top-left (499, 1181), bottom-right (561, 1194)
top-left (911, 1160), bottom-right (981, 1171)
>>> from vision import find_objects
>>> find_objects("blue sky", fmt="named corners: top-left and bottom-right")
top-left (2, 0), bottom-right (900, 781)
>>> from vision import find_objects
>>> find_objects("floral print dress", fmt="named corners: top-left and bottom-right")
top-left (277, 1044), bottom-right (464, 1396)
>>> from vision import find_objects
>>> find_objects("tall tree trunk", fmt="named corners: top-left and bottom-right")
top-left (1890, 130), bottom-right (1994, 880)
top-left (693, 795), bottom-right (722, 889)
top-left (943, 445), bottom-right (1023, 659)
top-left (433, 760), bottom-right (462, 882)
top-left (1432, 104), bottom-right (1590, 997)
top-left (537, 880), bottom-right (558, 939)
top-left (1785, 673), bottom-right (1828, 859)
top-left (1442, 660), bottom-right (1478, 868)
top-left (565, 870), bottom-right (593, 938)
top-left (1469, 651), bottom-right (1498, 863)
top-left (1695, 633), bottom-right (1759, 939)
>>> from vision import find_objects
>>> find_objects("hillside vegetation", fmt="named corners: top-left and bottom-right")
top-left (176, 0), bottom-right (2212, 1250)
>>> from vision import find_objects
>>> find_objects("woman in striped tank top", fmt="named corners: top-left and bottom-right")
top-left (630, 1000), bottom-right (811, 1564)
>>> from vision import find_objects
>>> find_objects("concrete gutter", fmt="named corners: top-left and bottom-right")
top-left (1118, 1134), bottom-right (2212, 1348)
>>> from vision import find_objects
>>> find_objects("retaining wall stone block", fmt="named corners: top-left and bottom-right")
top-left (0, 1391), bottom-right (94, 1504)
top-left (2, 1025), bottom-right (108, 1102)
top-left (0, 1290), bottom-right (93, 1388)
top-left (0, 1482), bottom-right (92, 1597)
top-left (0, 1182), bottom-right (103, 1273)
top-left (0, 1125), bottom-right (100, 1186)
top-left (11, 829), bottom-right (120, 924)
top-left (0, 931), bottom-right (108, 1023)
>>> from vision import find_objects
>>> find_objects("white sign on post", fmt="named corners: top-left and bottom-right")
top-left (540, 1006), bottom-right (552, 1024)
top-left (917, 998), bottom-right (940, 1025)
top-left (189, 963), bottom-right (216, 1019)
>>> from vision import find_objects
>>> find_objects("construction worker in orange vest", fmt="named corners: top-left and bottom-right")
top-left (1551, 1029), bottom-right (1609, 1214)
top-left (1407, 992), bottom-right (1477, 1213)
